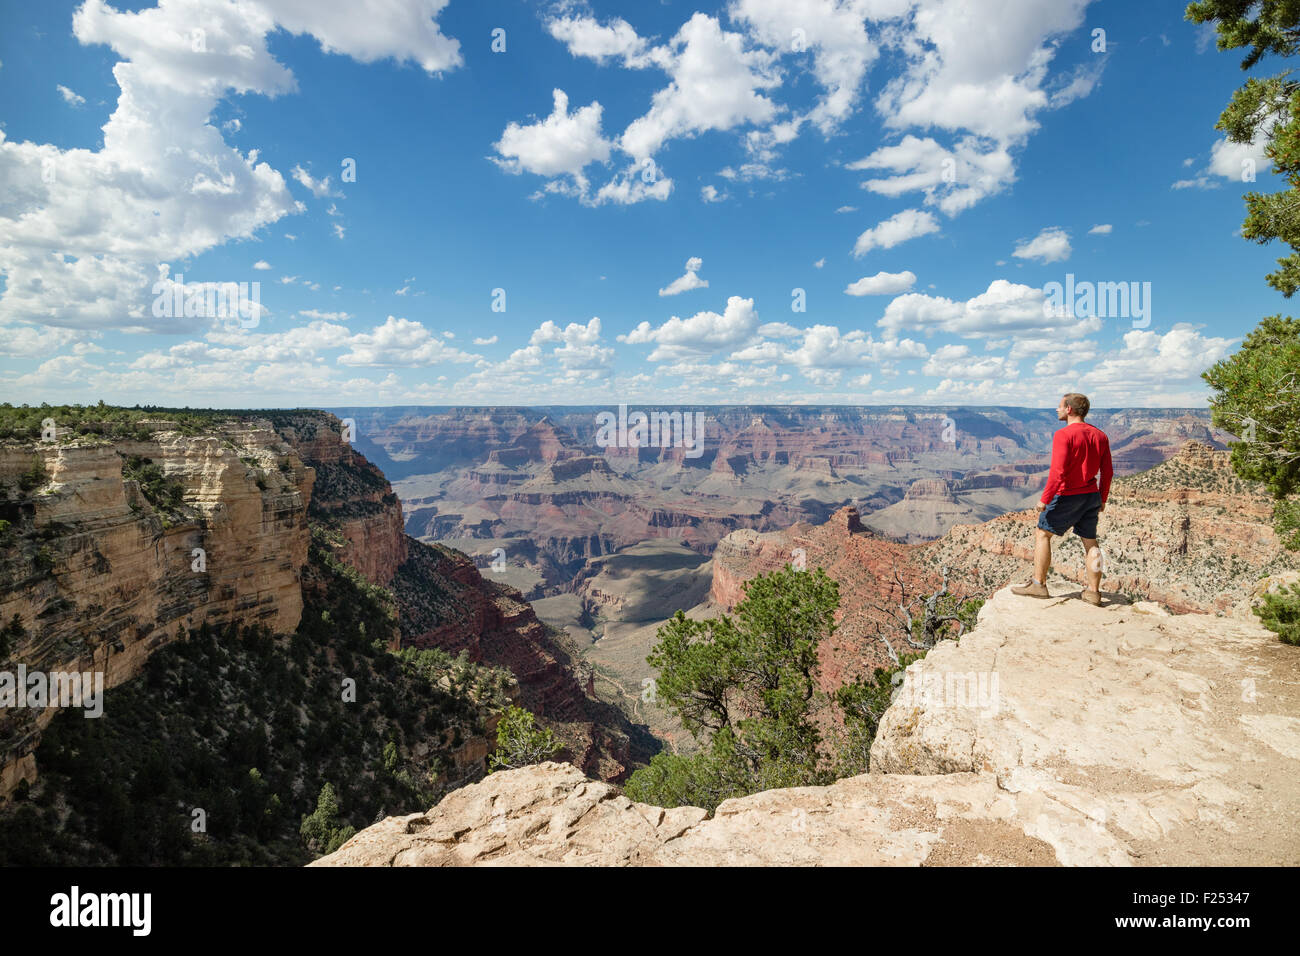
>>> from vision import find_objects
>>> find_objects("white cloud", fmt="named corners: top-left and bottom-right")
top-left (0, 322), bottom-right (90, 357)
top-left (1207, 135), bottom-right (1271, 181)
top-left (57, 84), bottom-right (85, 106)
top-left (529, 316), bottom-right (614, 371)
top-left (813, 258), bottom-right (826, 269)
top-left (701, 184), bottom-right (727, 202)
top-left (338, 316), bottom-right (479, 367)
top-left (1087, 223), bottom-right (1112, 235)
top-left (877, 0), bottom-right (1092, 142)
top-left (621, 295), bottom-right (760, 361)
top-left (1033, 344), bottom-right (1097, 377)
top-left (853, 208), bottom-right (939, 257)
top-left (729, 0), bottom-right (883, 136)
top-left (1175, 133), bottom-right (1272, 191)
top-left (292, 165), bottom-right (338, 198)
top-left (591, 163), bottom-right (674, 205)
top-left (298, 309), bottom-right (350, 320)
top-left (1082, 324), bottom-right (1235, 391)
top-left (731, 324), bottom-right (927, 372)
top-left (259, 0), bottom-right (462, 74)
top-left (878, 278), bottom-right (1100, 339)
top-left (844, 0), bottom-right (1096, 215)
top-left (845, 270), bottom-right (916, 296)
top-left (619, 14), bottom-right (782, 162)
top-left (922, 343), bottom-right (1016, 379)
top-left (253, 260), bottom-right (272, 270)
top-left (659, 257), bottom-right (709, 296)
top-left (1012, 226), bottom-right (1071, 264)
top-left (848, 134), bottom-right (1016, 216)
top-left (473, 334), bottom-right (498, 345)
top-left (835, 205), bottom-right (857, 214)
top-left (546, 14), bottom-right (651, 65)
top-left (492, 89), bottom-right (613, 199)
top-left (719, 162), bottom-right (790, 182)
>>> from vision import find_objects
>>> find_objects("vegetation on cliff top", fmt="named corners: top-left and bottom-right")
top-left (0, 401), bottom-right (337, 443)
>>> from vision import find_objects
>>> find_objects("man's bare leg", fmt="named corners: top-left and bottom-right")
top-left (1034, 528), bottom-right (1053, 585)
top-left (1080, 537), bottom-right (1102, 595)
top-left (1013, 526), bottom-right (1056, 596)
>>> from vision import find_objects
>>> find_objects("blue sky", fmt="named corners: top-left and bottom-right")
top-left (0, 0), bottom-right (1286, 408)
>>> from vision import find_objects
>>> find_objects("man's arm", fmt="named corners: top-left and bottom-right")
top-left (1041, 429), bottom-right (1066, 506)
top-left (1098, 433), bottom-right (1113, 508)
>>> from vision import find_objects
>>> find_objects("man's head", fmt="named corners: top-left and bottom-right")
top-left (1057, 393), bottom-right (1090, 421)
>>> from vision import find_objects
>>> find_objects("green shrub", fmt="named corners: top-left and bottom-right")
top-left (1254, 581), bottom-right (1300, 645)
top-left (299, 783), bottom-right (356, 856)
top-left (16, 458), bottom-right (47, 493)
top-left (489, 706), bottom-right (561, 772)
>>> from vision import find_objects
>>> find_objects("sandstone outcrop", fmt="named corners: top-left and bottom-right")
top-left (312, 584), bottom-right (1300, 867)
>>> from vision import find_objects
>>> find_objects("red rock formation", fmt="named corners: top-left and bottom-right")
top-left (708, 509), bottom-right (942, 689)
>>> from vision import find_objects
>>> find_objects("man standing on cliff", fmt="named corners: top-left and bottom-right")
top-left (1012, 393), bottom-right (1113, 605)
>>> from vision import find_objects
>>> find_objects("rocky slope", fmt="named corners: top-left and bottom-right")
top-left (311, 584), bottom-right (1300, 866)
top-left (701, 440), bottom-right (1296, 696)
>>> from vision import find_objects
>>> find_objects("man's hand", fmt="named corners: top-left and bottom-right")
top-left (1036, 501), bottom-right (1046, 513)
top-left (1099, 502), bottom-right (1106, 514)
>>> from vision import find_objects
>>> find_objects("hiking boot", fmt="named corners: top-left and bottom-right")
top-left (1081, 589), bottom-right (1102, 606)
top-left (1011, 580), bottom-right (1050, 598)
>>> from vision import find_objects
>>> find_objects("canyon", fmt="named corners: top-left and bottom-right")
top-left (3, 403), bottom-right (1290, 868)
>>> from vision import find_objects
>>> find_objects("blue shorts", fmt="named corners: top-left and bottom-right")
top-left (1038, 491), bottom-right (1102, 538)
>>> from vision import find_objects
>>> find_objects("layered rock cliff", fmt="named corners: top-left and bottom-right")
top-left (311, 585), bottom-right (1300, 866)
top-left (0, 422), bottom-right (312, 795)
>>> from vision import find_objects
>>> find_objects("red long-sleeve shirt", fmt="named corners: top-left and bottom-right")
top-left (1041, 422), bottom-right (1113, 504)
